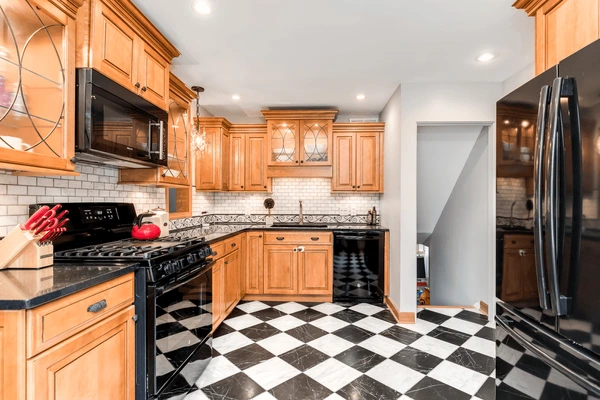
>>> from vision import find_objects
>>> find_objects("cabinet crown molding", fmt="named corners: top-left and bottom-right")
top-left (229, 124), bottom-right (268, 134)
top-left (261, 109), bottom-right (339, 121)
top-left (196, 117), bottom-right (232, 130)
top-left (169, 73), bottom-right (196, 105)
top-left (48, 0), bottom-right (86, 19)
top-left (513, 0), bottom-right (548, 15)
top-left (332, 122), bottom-right (385, 132)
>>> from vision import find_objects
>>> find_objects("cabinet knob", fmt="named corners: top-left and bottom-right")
top-left (293, 247), bottom-right (298, 252)
top-left (300, 160), bottom-right (304, 163)
top-left (352, 186), bottom-right (356, 188)
top-left (259, 235), bottom-right (263, 238)
top-left (357, 186), bottom-right (361, 189)
top-left (264, 186), bottom-right (267, 189)
top-left (225, 261), bottom-right (229, 265)
top-left (141, 86), bottom-right (147, 92)
top-left (241, 186), bottom-right (244, 189)
top-left (135, 82), bottom-right (140, 88)
top-left (231, 243), bottom-right (236, 247)
top-left (519, 249), bottom-right (526, 257)
top-left (295, 160), bottom-right (299, 164)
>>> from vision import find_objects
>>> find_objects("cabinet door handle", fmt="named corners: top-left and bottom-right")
top-left (135, 82), bottom-right (140, 88)
top-left (276, 237), bottom-right (285, 241)
top-left (141, 86), bottom-right (147, 92)
top-left (311, 237), bottom-right (319, 241)
top-left (519, 249), bottom-right (526, 256)
top-left (297, 246), bottom-right (305, 252)
top-left (231, 243), bottom-right (236, 247)
top-left (259, 235), bottom-right (262, 238)
top-left (87, 299), bottom-right (107, 313)
top-left (225, 261), bottom-right (229, 265)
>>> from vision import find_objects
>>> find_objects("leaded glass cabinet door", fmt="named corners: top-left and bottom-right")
top-left (162, 98), bottom-right (190, 186)
top-left (300, 120), bottom-right (332, 166)
top-left (268, 120), bottom-right (299, 166)
top-left (0, 0), bottom-right (76, 174)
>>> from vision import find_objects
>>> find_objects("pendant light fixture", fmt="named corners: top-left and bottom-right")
top-left (190, 86), bottom-right (207, 154)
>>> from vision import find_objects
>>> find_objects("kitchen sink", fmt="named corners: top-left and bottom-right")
top-left (272, 223), bottom-right (328, 228)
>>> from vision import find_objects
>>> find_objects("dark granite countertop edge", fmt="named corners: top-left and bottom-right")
top-left (0, 264), bottom-right (138, 311)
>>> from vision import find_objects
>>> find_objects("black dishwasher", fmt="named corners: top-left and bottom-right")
top-left (333, 231), bottom-right (384, 303)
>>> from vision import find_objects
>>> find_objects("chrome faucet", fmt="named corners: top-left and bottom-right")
top-left (510, 201), bottom-right (516, 227)
top-left (299, 200), bottom-right (303, 225)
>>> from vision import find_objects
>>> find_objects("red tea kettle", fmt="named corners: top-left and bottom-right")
top-left (132, 212), bottom-right (161, 240)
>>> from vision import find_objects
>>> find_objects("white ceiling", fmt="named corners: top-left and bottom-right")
top-left (417, 125), bottom-right (483, 243)
top-left (133, 0), bottom-right (533, 122)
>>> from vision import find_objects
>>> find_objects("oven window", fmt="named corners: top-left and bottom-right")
top-left (154, 270), bottom-right (212, 392)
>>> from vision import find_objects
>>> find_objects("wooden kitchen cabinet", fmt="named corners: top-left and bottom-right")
top-left (332, 123), bottom-right (384, 192)
top-left (212, 258), bottom-right (225, 328)
top-left (229, 126), bottom-right (271, 192)
top-left (264, 245), bottom-right (298, 295)
top-left (78, 0), bottom-right (180, 110)
top-left (196, 118), bottom-right (230, 191)
top-left (0, 0), bottom-right (83, 176)
top-left (298, 246), bottom-right (333, 295)
top-left (246, 232), bottom-right (264, 295)
top-left (514, 0), bottom-right (600, 74)
top-left (501, 234), bottom-right (538, 302)
top-left (27, 306), bottom-right (135, 400)
top-left (223, 250), bottom-right (240, 314)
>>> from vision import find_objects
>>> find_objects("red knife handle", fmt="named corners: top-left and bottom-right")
top-left (56, 218), bottom-right (69, 229)
top-left (33, 220), bottom-right (52, 236)
top-left (22, 206), bottom-right (50, 230)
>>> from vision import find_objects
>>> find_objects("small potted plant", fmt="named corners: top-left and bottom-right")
top-left (264, 198), bottom-right (275, 226)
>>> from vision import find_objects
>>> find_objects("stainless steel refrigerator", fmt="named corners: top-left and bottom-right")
top-left (496, 39), bottom-right (600, 399)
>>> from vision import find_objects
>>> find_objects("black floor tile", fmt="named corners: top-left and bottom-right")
top-left (224, 343), bottom-right (275, 370)
top-left (515, 353), bottom-right (552, 380)
top-left (405, 376), bottom-right (471, 400)
top-left (286, 324), bottom-right (328, 343)
top-left (212, 323), bottom-right (235, 338)
top-left (475, 377), bottom-right (496, 400)
top-left (475, 326), bottom-right (496, 341)
top-left (223, 307), bottom-right (247, 319)
top-left (291, 308), bottom-right (327, 323)
top-left (156, 322), bottom-right (187, 340)
top-left (269, 373), bottom-right (332, 400)
top-left (334, 345), bottom-right (386, 373)
top-left (390, 346), bottom-right (444, 374)
top-left (238, 322), bottom-right (282, 341)
top-left (417, 309), bottom-right (452, 325)
top-left (250, 308), bottom-right (286, 321)
top-left (427, 326), bottom-right (472, 346)
top-left (454, 310), bottom-right (488, 325)
top-left (201, 372), bottom-right (264, 400)
top-left (330, 309), bottom-right (368, 324)
top-left (371, 309), bottom-right (397, 324)
top-left (379, 325), bottom-right (422, 345)
top-left (337, 374), bottom-right (402, 400)
top-left (279, 344), bottom-right (330, 372)
top-left (332, 325), bottom-right (374, 344)
top-left (447, 347), bottom-right (495, 375)
top-left (541, 382), bottom-right (588, 400)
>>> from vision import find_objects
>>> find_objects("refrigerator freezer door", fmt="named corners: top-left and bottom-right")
top-left (496, 302), bottom-right (600, 399)
top-left (556, 39), bottom-right (600, 353)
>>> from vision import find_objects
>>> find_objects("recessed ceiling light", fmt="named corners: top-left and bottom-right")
top-left (231, 94), bottom-right (241, 100)
top-left (192, 0), bottom-right (211, 15)
top-left (477, 52), bottom-right (496, 62)
top-left (356, 94), bottom-right (366, 100)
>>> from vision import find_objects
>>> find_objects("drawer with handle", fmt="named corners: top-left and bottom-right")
top-left (211, 241), bottom-right (225, 259)
top-left (264, 232), bottom-right (332, 245)
top-left (224, 235), bottom-right (241, 256)
top-left (504, 234), bottom-right (534, 249)
top-left (26, 272), bottom-right (134, 357)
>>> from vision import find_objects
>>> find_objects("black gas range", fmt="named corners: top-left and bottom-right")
top-left (31, 203), bottom-right (213, 400)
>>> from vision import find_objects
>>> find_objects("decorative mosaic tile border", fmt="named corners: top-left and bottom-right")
top-left (170, 213), bottom-right (381, 231)
top-left (496, 216), bottom-right (533, 229)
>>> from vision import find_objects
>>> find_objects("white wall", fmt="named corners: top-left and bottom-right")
top-left (502, 62), bottom-right (535, 96)
top-left (417, 125), bottom-right (482, 243)
top-left (427, 128), bottom-right (491, 306)
top-left (381, 82), bottom-right (501, 314)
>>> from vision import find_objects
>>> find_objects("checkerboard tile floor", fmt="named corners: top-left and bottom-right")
top-left (183, 302), bottom-right (495, 400)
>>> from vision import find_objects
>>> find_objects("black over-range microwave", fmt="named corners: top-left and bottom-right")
top-left (75, 68), bottom-right (168, 168)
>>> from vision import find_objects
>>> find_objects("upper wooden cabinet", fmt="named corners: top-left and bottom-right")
top-left (195, 117), bottom-right (230, 191)
top-left (332, 123), bottom-right (384, 192)
top-left (229, 125), bottom-right (271, 192)
top-left (263, 110), bottom-right (338, 178)
top-left (514, 0), bottom-right (600, 74)
top-left (0, 0), bottom-right (84, 176)
top-left (119, 73), bottom-right (195, 188)
top-left (76, 0), bottom-right (180, 110)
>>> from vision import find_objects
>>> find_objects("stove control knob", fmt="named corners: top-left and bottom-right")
top-left (187, 254), bottom-right (196, 263)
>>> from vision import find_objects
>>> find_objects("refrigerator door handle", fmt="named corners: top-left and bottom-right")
top-left (496, 316), bottom-right (600, 396)
top-left (534, 85), bottom-right (552, 310)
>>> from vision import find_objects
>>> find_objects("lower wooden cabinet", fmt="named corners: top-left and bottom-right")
top-left (223, 250), bottom-right (240, 314)
top-left (501, 235), bottom-right (538, 302)
top-left (245, 232), bottom-right (264, 295)
top-left (27, 306), bottom-right (135, 400)
top-left (212, 258), bottom-right (224, 328)
top-left (211, 234), bottom-right (244, 329)
top-left (298, 246), bottom-right (333, 295)
top-left (264, 245), bottom-right (298, 295)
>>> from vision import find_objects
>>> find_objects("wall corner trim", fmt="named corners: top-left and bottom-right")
top-left (384, 296), bottom-right (415, 324)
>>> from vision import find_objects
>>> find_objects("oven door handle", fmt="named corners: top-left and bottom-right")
top-left (157, 261), bottom-right (214, 295)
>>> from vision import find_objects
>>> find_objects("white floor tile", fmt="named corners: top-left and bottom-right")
top-left (462, 336), bottom-right (496, 357)
top-left (422, 307), bottom-right (462, 317)
top-left (309, 316), bottom-right (350, 332)
top-left (194, 356), bottom-right (240, 388)
top-left (305, 358), bottom-right (363, 392)
top-left (244, 357), bottom-right (301, 390)
top-left (274, 302), bottom-right (308, 314)
top-left (324, 394), bottom-right (346, 400)
top-left (156, 330), bottom-right (201, 353)
top-left (184, 389), bottom-right (210, 400)
top-left (223, 314), bottom-right (263, 331)
top-left (236, 301), bottom-right (271, 313)
top-left (441, 317), bottom-right (484, 335)
top-left (358, 335), bottom-right (407, 358)
top-left (165, 300), bottom-right (196, 313)
top-left (349, 303), bottom-right (385, 316)
top-left (250, 393), bottom-right (277, 400)
top-left (503, 366), bottom-right (546, 399)
top-left (180, 313), bottom-right (212, 330)
top-left (398, 318), bottom-right (438, 335)
top-left (366, 359), bottom-right (425, 393)
top-left (547, 369), bottom-right (587, 394)
top-left (311, 303), bottom-right (346, 315)
top-left (428, 360), bottom-right (488, 395)
top-left (266, 315), bottom-right (305, 331)
top-left (308, 334), bottom-right (355, 357)
top-left (410, 335), bottom-right (459, 359)
top-left (212, 331), bottom-right (254, 354)
top-left (353, 316), bottom-right (394, 334)
top-left (256, 333), bottom-right (303, 355)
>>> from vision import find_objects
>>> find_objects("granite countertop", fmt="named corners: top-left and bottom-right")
top-left (169, 223), bottom-right (388, 244)
top-left (0, 263), bottom-right (137, 310)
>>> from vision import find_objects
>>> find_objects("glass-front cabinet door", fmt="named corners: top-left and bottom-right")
top-left (162, 98), bottom-right (190, 185)
top-left (268, 120), bottom-right (299, 165)
top-left (0, 0), bottom-right (78, 174)
top-left (300, 120), bottom-right (332, 166)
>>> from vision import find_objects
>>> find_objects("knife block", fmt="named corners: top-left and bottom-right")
top-left (2, 242), bottom-right (54, 269)
top-left (0, 225), bottom-right (46, 269)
